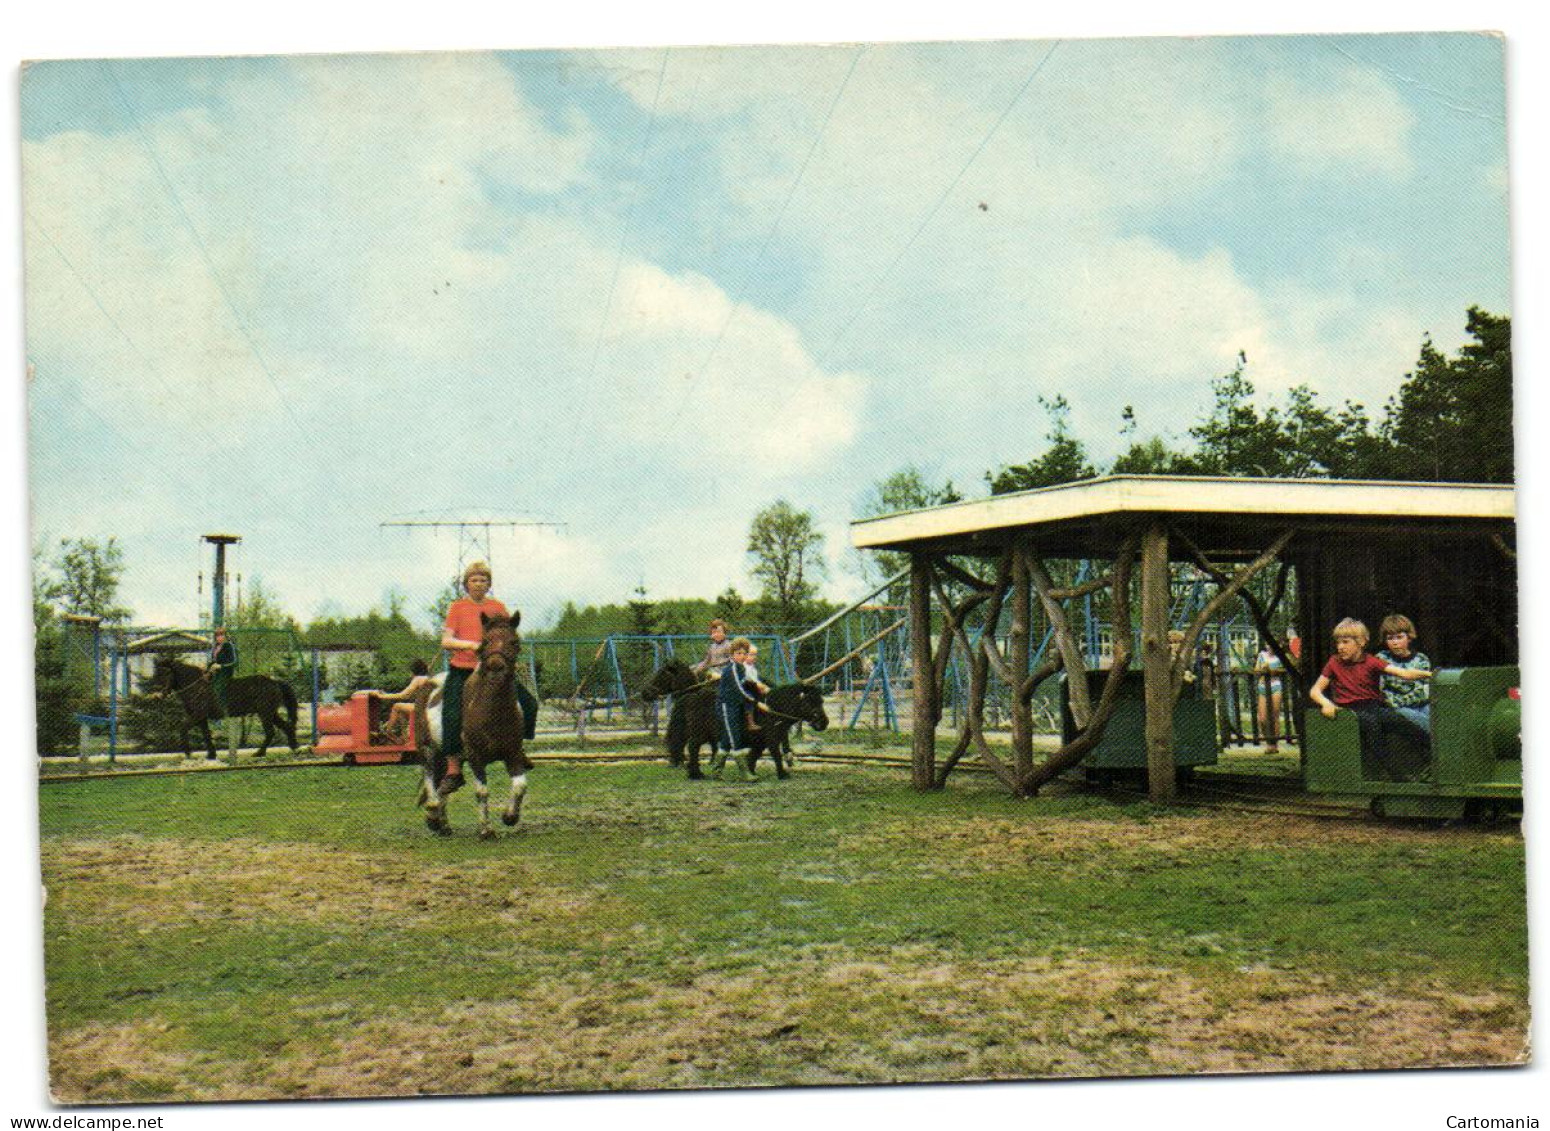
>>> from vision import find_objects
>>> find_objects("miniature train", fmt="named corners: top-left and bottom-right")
top-left (1304, 666), bottom-right (1522, 820)
top-left (314, 691), bottom-right (423, 765)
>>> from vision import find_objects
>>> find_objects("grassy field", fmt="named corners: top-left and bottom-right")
top-left (38, 753), bottom-right (1528, 1102)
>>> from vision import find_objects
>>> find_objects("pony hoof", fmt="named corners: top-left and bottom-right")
top-left (426, 815), bottom-right (444, 832)
top-left (501, 810), bottom-right (520, 826)
top-left (777, 771), bottom-right (791, 780)
top-left (478, 827), bottom-right (497, 841)
top-left (687, 771), bottom-right (705, 781)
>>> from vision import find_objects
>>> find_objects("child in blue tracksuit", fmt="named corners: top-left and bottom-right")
top-left (712, 638), bottom-right (767, 778)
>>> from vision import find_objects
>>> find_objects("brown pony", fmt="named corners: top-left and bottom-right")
top-left (418, 612), bottom-right (532, 838)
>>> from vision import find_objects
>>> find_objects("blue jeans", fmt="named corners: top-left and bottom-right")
top-left (1394, 703), bottom-right (1431, 735)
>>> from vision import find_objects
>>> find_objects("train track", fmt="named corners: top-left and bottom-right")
top-left (36, 747), bottom-right (1389, 821)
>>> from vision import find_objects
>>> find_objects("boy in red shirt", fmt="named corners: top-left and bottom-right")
top-left (1309, 618), bottom-right (1432, 779)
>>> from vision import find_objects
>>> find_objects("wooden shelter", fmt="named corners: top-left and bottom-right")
top-left (850, 475), bottom-right (1517, 801)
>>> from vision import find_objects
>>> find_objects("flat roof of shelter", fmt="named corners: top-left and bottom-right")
top-left (851, 475), bottom-right (1515, 556)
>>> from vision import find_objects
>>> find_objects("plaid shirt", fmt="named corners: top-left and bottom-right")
top-left (1377, 649), bottom-right (1431, 708)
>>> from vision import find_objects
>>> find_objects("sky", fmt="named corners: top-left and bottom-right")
top-left (20, 33), bottom-right (1512, 630)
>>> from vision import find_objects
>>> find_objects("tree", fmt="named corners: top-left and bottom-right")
top-left (715, 587), bottom-right (746, 624)
top-left (986, 396), bottom-right (1097, 494)
top-left (853, 466), bottom-right (962, 599)
top-left (51, 537), bottom-right (131, 622)
top-left (1109, 406), bottom-right (1203, 475)
top-left (626, 583), bottom-right (659, 635)
top-left (426, 576), bottom-right (462, 635)
top-left (747, 500), bottom-right (827, 626)
top-left (31, 543), bottom-right (78, 755)
top-left (1381, 308), bottom-right (1513, 483)
top-left (1189, 359), bottom-right (1286, 476)
top-left (232, 576), bottom-right (298, 632)
top-left (1111, 435), bottom-right (1202, 475)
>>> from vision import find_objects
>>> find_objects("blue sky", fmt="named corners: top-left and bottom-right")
top-left (21, 34), bottom-right (1511, 630)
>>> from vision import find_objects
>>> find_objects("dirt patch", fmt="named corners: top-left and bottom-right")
top-left (48, 949), bottom-right (1529, 1102)
top-left (41, 837), bottom-right (601, 930)
top-left (844, 811), bottom-right (1522, 870)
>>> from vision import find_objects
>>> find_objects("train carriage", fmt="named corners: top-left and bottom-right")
top-left (1305, 666), bottom-right (1522, 820)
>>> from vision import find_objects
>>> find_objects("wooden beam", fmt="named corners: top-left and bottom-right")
top-left (1021, 536), bottom-right (1138, 794)
top-left (929, 553), bottom-right (1025, 795)
top-left (1010, 544), bottom-right (1033, 777)
top-left (1139, 521), bottom-right (1175, 804)
top-left (934, 558), bottom-right (998, 593)
top-left (789, 567), bottom-right (910, 644)
top-left (909, 557), bottom-right (936, 791)
top-left (801, 618), bottom-right (906, 685)
top-left (1026, 553), bottom-right (1091, 728)
top-left (1168, 531), bottom-right (1294, 693)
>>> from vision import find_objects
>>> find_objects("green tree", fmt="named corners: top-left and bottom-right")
top-left (51, 537), bottom-right (132, 622)
top-left (231, 576), bottom-right (299, 632)
top-left (1189, 359), bottom-right (1286, 476)
top-left (31, 543), bottom-right (78, 755)
top-left (426, 576), bottom-right (462, 635)
top-left (1109, 406), bottom-right (1202, 475)
top-left (1381, 308), bottom-right (1513, 483)
top-left (626, 583), bottom-right (659, 636)
top-left (747, 500), bottom-right (827, 626)
top-left (715, 587), bottom-right (746, 625)
top-left (855, 466), bottom-right (962, 597)
top-left (986, 396), bottom-right (1097, 494)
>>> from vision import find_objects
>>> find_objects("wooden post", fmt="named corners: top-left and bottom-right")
top-left (1009, 543), bottom-right (1033, 777)
top-left (1139, 521), bottom-right (1176, 803)
top-left (909, 556), bottom-right (936, 791)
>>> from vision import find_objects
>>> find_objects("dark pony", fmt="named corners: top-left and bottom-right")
top-left (638, 659), bottom-right (711, 768)
top-left (646, 662), bottom-right (828, 780)
top-left (147, 655), bottom-right (299, 759)
top-left (418, 612), bottom-right (532, 838)
top-left (744, 683), bottom-right (829, 778)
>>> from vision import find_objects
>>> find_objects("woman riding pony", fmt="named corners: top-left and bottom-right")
top-left (440, 560), bottom-right (537, 791)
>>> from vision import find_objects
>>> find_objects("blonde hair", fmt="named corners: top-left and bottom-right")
top-left (729, 636), bottom-right (753, 655)
top-left (1332, 618), bottom-right (1369, 645)
top-left (463, 560), bottom-right (492, 586)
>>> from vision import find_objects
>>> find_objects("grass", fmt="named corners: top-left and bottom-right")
top-left (38, 755), bottom-right (1529, 1101)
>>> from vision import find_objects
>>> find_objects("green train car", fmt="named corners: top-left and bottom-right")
top-left (1304, 666), bottom-right (1522, 819)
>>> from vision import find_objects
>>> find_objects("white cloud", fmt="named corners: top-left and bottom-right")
top-left (20, 39), bottom-right (1506, 629)
top-left (1263, 66), bottom-right (1416, 179)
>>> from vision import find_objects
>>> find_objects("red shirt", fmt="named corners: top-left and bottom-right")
top-left (1319, 652), bottom-right (1388, 706)
top-left (445, 597), bottom-right (509, 669)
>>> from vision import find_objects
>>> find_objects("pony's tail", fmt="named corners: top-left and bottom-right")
top-left (278, 679), bottom-right (298, 725)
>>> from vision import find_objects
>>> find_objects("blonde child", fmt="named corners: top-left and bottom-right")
top-left (1309, 618), bottom-right (1432, 778)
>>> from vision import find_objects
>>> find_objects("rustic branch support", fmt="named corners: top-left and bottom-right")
top-left (1167, 530), bottom-right (1295, 695)
top-left (1172, 528), bottom-right (1303, 708)
top-left (1020, 536), bottom-right (1137, 794)
top-left (909, 558), bottom-right (935, 790)
top-left (928, 552), bottom-right (1024, 794)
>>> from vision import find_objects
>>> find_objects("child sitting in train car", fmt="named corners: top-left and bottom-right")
top-left (1309, 618), bottom-right (1433, 779)
top-left (370, 658), bottom-right (432, 743)
top-left (1376, 613), bottom-right (1433, 735)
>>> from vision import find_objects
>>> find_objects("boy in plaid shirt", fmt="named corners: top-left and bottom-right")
top-left (1376, 613), bottom-right (1432, 735)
